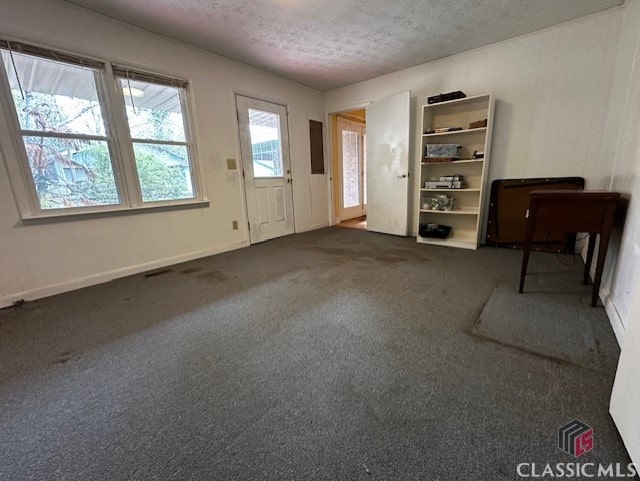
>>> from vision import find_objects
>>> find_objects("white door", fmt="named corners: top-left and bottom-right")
top-left (610, 285), bottom-right (640, 466)
top-left (337, 117), bottom-right (366, 221)
top-left (237, 95), bottom-right (294, 244)
top-left (365, 91), bottom-right (411, 236)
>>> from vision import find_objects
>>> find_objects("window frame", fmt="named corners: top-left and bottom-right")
top-left (0, 39), bottom-right (207, 220)
top-left (111, 66), bottom-right (201, 205)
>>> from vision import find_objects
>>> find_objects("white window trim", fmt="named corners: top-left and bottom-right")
top-left (0, 40), bottom-right (208, 221)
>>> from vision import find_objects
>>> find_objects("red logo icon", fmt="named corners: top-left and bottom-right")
top-left (559, 420), bottom-right (593, 458)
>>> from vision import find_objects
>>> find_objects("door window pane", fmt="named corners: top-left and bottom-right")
top-left (248, 108), bottom-right (283, 177)
top-left (23, 137), bottom-right (119, 209)
top-left (132, 144), bottom-right (194, 202)
top-left (342, 130), bottom-right (360, 208)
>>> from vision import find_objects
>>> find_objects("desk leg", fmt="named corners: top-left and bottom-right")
top-left (584, 233), bottom-right (597, 285)
top-left (519, 203), bottom-right (538, 294)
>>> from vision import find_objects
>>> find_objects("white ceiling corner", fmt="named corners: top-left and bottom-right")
top-left (63, 0), bottom-right (624, 91)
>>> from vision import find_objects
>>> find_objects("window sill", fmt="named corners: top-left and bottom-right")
top-left (20, 199), bottom-right (210, 224)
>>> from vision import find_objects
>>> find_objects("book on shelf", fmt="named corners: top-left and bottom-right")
top-left (424, 180), bottom-right (464, 189)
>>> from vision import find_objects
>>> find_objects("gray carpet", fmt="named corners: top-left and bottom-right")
top-left (0, 227), bottom-right (630, 480)
top-left (473, 287), bottom-right (619, 373)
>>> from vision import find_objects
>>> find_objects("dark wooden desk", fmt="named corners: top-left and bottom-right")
top-left (519, 190), bottom-right (620, 307)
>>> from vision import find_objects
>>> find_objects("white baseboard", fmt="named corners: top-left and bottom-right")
top-left (581, 248), bottom-right (626, 347)
top-left (601, 283), bottom-right (627, 347)
top-left (0, 240), bottom-right (249, 309)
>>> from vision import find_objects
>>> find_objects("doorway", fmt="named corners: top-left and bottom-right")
top-left (330, 91), bottom-right (410, 236)
top-left (332, 109), bottom-right (367, 228)
top-left (236, 95), bottom-right (294, 244)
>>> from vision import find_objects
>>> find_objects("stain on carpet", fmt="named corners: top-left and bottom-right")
top-left (180, 267), bottom-right (203, 274)
top-left (304, 246), bottom-right (416, 264)
top-left (51, 350), bottom-right (77, 365)
top-left (196, 271), bottom-right (230, 283)
top-left (375, 255), bottom-right (406, 263)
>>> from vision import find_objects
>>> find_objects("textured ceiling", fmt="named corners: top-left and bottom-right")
top-left (64, 0), bottom-right (623, 91)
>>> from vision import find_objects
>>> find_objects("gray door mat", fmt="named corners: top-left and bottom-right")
top-left (472, 287), bottom-right (619, 373)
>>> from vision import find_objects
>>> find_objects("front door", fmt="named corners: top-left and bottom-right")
top-left (337, 117), bottom-right (366, 221)
top-left (365, 91), bottom-right (411, 236)
top-left (237, 95), bottom-right (294, 244)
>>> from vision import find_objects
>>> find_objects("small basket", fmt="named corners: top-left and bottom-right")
top-left (419, 223), bottom-right (452, 239)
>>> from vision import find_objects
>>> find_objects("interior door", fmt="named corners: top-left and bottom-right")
top-left (365, 91), bottom-right (411, 236)
top-left (337, 117), bottom-right (366, 220)
top-left (236, 95), bottom-right (294, 244)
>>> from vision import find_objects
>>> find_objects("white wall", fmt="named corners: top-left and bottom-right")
top-left (325, 4), bottom-right (640, 339)
top-left (597, 0), bottom-right (640, 340)
top-left (607, 2), bottom-right (640, 457)
top-left (0, 0), bottom-right (329, 307)
top-left (325, 7), bottom-right (623, 230)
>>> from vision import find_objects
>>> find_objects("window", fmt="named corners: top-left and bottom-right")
top-left (113, 69), bottom-right (196, 202)
top-left (0, 40), bottom-right (203, 218)
top-left (342, 130), bottom-right (360, 208)
top-left (247, 108), bottom-right (283, 178)
top-left (0, 47), bottom-right (120, 209)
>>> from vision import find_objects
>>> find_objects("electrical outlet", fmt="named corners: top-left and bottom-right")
top-left (226, 158), bottom-right (237, 170)
top-left (232, 220), bottom-right (239, 230)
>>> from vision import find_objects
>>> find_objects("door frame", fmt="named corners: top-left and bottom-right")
top-left (235, 93), bottom-right (295, 244)
top-left (335, 115), bottom-right (366, 221)
top-left (328, 103), bottom-right (371, 224)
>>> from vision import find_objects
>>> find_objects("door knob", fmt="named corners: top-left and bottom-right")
top-left (397, 173), bottom-right (408, 178)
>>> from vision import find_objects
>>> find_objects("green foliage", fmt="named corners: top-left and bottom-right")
top-left (84, 145), bottom-right (120, 203)
top-left (34, 143), bottom-right (120, 208)
top-left (134, 147), bottom-right (192, 202)
top-left (83, 144), bottom-right (193, 203)
top-left (14, 88), bottom-right (192, 208)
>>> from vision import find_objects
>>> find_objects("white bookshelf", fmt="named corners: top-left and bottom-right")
top-left (416, 94), bottom-right (495, 250)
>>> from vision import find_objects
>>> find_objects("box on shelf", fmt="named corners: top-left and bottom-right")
top-left (469, 119), bottom-right (488, 129)
top-left (424, 127), bottom-right (463, 134)
top-left (426, 144), bottom-right (460, 158)
top-left (427, 91), bottom-right (466, 104)
top-left (424, 180), bottom-right (464, 189)
top-left (439, 175), bottom-right (463, 182)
